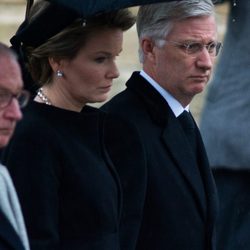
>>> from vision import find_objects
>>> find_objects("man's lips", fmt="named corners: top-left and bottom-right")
top-left (0, 128), bottom-right (14, 135)
top-left (190, 75), bottom-right (209, 78)
top-left (190, 75), bottom-right (209, 81)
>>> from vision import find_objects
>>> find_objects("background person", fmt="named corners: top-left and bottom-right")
top-left (0, 42), bottom-right (30, 250)
top-left (2, 1), bottom-right (146, 249)
top-left (200, 1), bottom-right (250, 249)
top-left (102, 1), bottom-right (221, 249)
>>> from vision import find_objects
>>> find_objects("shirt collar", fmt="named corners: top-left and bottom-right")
top-left (140, 70), bottom-right (189, 117)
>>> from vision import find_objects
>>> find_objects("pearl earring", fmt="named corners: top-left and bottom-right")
top-left (82, 19), bottom-right (87, 27)
top-left (56, 70), bottom-right (63, 77)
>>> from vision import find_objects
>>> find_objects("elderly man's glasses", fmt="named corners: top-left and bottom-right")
top-left (165, 40), bottom-right (222, 57)
top-left (0, 89), bottom-right (30, 110)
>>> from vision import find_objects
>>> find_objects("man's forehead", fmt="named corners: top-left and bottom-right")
top-left (0, 56), bottom-right (23, 88)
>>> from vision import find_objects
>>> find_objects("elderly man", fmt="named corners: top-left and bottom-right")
top-left (0, 42), bottom-right (30, 250)
top-left (102, 1), bottom-right (221, 249)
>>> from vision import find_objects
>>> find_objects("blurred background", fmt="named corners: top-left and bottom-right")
top-left (0, 0), bottom-right (229, 123)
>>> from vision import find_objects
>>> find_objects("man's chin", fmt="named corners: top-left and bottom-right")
top-left (0, 136), bottom-right (12, 149)
top-left (192, 83), bottom-right (206, 94)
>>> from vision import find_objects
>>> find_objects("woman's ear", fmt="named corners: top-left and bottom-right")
top-left (48, 57), bottom-right (60, 73)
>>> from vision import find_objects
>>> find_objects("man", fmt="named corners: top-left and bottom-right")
top-left (102, 1), bottom-right (221, 249)
top-left (0, 42), bottom-right (30, 250)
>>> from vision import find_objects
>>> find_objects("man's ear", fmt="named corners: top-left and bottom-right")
top-left (141, 37), bottom-right (157, 63)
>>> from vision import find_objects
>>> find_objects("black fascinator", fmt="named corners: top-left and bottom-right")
top-left (10, 0), bottom-right (80, 94)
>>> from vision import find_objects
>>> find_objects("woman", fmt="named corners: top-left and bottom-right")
top-left (2, 1), bottom-right (146, 249)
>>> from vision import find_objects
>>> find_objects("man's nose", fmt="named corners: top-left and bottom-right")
top-left (196, 48), bottom-right (213, 70)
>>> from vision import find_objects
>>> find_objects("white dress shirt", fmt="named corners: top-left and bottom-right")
top-left (140, 70), bottom-right (189, 117)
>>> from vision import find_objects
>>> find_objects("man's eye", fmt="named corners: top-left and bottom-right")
top-left (0, 92), bottom-right (10, 99)
top-left (177, 44), bottom-right (188, 50)
top-left (187, 43), bottom-right (202, 53)
top-left (208, 42), bottom-right (216, 51)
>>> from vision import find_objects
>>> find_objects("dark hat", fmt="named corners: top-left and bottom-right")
top-left (10, 1), bottom-right (80, 48)
top-left (9, 1), bottom-right (80, 94)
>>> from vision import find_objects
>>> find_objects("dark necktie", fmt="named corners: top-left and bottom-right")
top-left (178, 111), bottom-right (207, 212)
top-left (177, 111), bottom-right (197, 156)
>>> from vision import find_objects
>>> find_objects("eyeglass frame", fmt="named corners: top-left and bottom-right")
top-left (0, 88), bottom-right (30, 110)
top-left (159, 40), bottom-right (222, 57)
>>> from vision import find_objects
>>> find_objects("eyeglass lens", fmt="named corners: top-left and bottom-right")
top-left (0, 90), bottom-right (30, 109)
top-left (187, 42), bottom-right (221, 56)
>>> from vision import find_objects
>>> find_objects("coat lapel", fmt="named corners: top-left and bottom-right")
top-left (162, 114), bottom-right (207, 218)
top-left (196, 129), bottom-right (219, 240)
top-left (126, 72), bottom-right (208, 219)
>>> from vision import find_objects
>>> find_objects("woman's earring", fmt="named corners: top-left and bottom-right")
top-left (82, 19), bottom-right (87, 27)
top-left (56, 70), bottom-right (63, 77)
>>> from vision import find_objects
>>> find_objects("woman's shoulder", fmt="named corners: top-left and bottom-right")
top-left (16, 102), bottom-right (51, 133)
top-left (13, 101), bottom-right (58, 142)
top-left (2, 103), bottom-right (61, 165)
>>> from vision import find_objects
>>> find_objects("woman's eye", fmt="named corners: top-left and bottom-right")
top-left (95, 57), bottom-right (107, 63)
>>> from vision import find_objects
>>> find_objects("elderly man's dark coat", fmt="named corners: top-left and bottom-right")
top-left (0, 210), bottom-right (25, 250)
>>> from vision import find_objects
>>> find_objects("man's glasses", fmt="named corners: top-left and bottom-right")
top-left (165, 40), bottom-right (222, 57)
top-left (0, 89), bottom-right (30, 110)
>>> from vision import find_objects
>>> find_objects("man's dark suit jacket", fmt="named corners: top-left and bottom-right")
top-left (102, 72), bottom-right (218, 250)
top-left (0, 210), bottom-right (25, 250)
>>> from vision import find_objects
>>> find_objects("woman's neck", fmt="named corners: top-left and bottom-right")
top-left (34, 85), bottom-right (84, 112)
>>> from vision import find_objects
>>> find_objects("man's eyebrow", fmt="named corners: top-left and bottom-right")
top-left (0, 86), bottom-right (23, 93)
